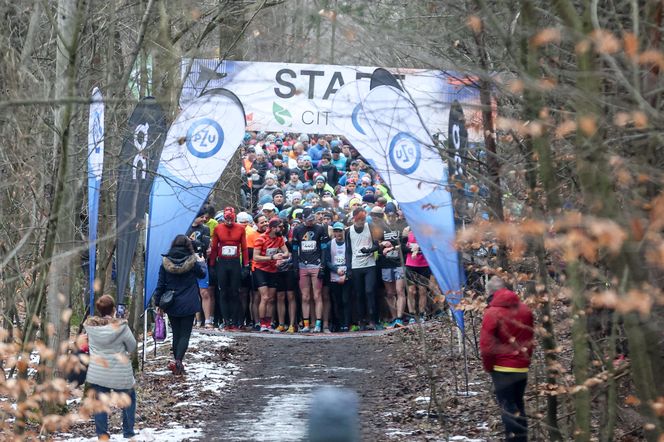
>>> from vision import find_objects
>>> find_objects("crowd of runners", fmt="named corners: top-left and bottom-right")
top-left (183, 132), bottom-right (445, 333)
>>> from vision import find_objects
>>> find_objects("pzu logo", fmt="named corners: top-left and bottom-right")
top-left (92, 111), bottom-right (103, 153)
top-left (389, 132), bottom-right (421, 175)
top-left (186, 118), bottom-right (224, 159)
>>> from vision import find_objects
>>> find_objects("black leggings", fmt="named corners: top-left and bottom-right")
top-left (169, 315), bottom-right (194, 361)
top-left (352, 266), bottom-right (377, 324)
top-left (491, 371), bottom-right (528, 441)
top-left (330, 281), bottom-right (352, 328)
top-left (216, 258), bottom-right (242, 325)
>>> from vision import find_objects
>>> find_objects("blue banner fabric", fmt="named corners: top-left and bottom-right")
top-left (332, 72), bottom-right (465, 329)
top-left (144, 89), bottom-right (246, 308)
top-left (87, 88), bottom-right (104, 311)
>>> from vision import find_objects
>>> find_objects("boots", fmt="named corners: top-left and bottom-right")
top-left (174, 360), bottom-right (186, 376)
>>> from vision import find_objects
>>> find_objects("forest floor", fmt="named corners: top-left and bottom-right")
top-left (52, 320), bottom-right (498, 441)
top-left (23, 312), bottom-right (644, 441)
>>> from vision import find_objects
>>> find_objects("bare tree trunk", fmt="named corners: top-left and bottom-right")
top-left (472, 17), bottom-right (507, 268)
top-left (520, 1), bottom-right (563, 438)
top-left (47, 0), bottom-right (84, 356)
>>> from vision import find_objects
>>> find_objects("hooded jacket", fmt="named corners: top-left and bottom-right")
top-left (84, 317), bottom-right (136, 390)
top-left (257, 182), bottom-right (280, 203)
top-left (479, 288), bottom-right (534, 372)
top-left (153, 245), bottom-right (205, 317)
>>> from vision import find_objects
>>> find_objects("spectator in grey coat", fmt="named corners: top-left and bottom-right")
top-left (84, 294), bottom-right (137, 440)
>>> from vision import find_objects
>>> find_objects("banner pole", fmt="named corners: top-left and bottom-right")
top-left (462, 327), bottom-right (470, 396)
top-left (449, 310), bottom-right (459, 395)
top-left (142, 309), bottom-right (147, 370)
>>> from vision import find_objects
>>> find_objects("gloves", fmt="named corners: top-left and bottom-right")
top-left (360, 247), bottom-right (372, 254)
top-left (241, 266), bottom-right (250, 280)
top-left (317, 268), bottom-right (326, 279)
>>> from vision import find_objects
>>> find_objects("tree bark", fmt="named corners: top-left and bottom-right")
top-left (47, 0), bottom-right (84, 356)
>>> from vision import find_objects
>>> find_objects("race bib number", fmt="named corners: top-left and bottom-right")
top-left (301, 240), bottom-right (316, 252)
top-left (266, 247), bottom-right (279, 257)
top-left (334, 255), bottom-right (345, 265)
top-left (221, 245), bottom-right (238, 256)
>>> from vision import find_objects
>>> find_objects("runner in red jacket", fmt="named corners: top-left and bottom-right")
top-left (209, 207), bottom-right (249, 330)
top-left (480, 282), bottom-right (534, 442)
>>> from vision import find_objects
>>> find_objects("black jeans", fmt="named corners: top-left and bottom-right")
top-left (170, 314), bottom-right (195, 361)
top-left (330, 281), bottom-right (352, 328)
top-left (216, 258), bottom-right (242, 325)
top-left (352, 266), bottom-right (377, 324)
top-left (491, 371), bottom-right (528, 442)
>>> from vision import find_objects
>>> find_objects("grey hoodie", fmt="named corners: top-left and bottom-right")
top-left (84, 317), bottom-right (136, 390)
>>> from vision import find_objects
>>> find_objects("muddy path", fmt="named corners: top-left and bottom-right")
top-left (204, 332), bottom-right (410, 441)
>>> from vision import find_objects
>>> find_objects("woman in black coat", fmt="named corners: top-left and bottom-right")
top-left (154, 234), bottom-right (206, 375)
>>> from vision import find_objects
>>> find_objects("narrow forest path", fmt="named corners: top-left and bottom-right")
top-left (202, 328), bottom-right (491, 442)
top-left (204, 332), bottom-right (402, 441)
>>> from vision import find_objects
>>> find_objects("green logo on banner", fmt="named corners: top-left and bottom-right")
top-left (273, 102), bottom-right (293, 126)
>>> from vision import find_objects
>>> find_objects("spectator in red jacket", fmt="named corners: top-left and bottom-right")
top-left (480, 277), bottom-right (534, 442)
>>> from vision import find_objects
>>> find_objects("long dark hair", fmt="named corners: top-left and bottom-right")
top-left (171, 234), bottom-right (194, 253)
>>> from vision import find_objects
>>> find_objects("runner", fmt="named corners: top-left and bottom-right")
top-left (186, 208), bottom-right (212, 328)
top-left (275, 219), bottom-right (298, 333)
top-left (346, 207), bottom-right (380, 330)
top-left (209, 207), bottom-right (249, 331)
top-left (236, 211), bottom-right (255, 329)
top-left (291, 208), bottom-right (329, 333)
top-left (253, 218), bottom-right (290, 332)
top-left (405, 228), bottom-right (430, 323)
top-left (374, 206), bottom-right (407, 328)
top-left (248, 214), bottom-right (269, 330)
top-left (325, 222), bottom-right (352, 332)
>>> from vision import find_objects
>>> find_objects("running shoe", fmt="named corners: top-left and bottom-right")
top-left (300, 326), bottom-right (311, 333)
top-left (365, 324), bottom-right (376, 331)
top-left (339, 326), bottom-right (349, 332)
top-left (253, 323), bottom-right (261, 331)
top-left (350, 325), bottom-right (360, 332)
top-left (204, 320), bottom-right (215, 329)
top-left (287, 325), bottom-right (296, 334)
top-left (227, 325), bottom-right (239, 332)
top-left (167, 361), bottom-right (176, 374)
top-left (419, 314), bottom-right (426, 323)
top-left (323, 328), bottom-right (332, 334)
top-left (393, 318), bottom-right (404, 328)
top-left (218, 323), bottom-right (226, 331)
top-left (275, 325), bottom-right (286, 333)
top-left (374, 324), bottom-right (385, 331)
top-left (194, 320), bottom-right (203, 328)
top-left (408, 317), bottom-right (417, 325)
top-left (260, 325), bottom-right (271, 332)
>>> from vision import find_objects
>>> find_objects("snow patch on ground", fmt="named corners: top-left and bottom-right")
top-left (234, 392), bottom-right (311, 441)
top-left (220, 382), bottom-right (316, 441)
top-left (144, 332), bottom-right (238, 397)
top-left (386, 428), bottom-right (416, 437)
top-left (414, 396), bottom-right (430, 403)
top-left (58, 425), bottom-right (205, 441)
top-left (457, 390), bottom-right (480, 397)
top-left (54, 330), bottom-right (237, 441)
top-left (449, 436), bottom-right (486, 442)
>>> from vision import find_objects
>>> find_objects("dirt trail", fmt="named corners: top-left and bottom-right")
top-left (204, 332), bottom-right (407, 441)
